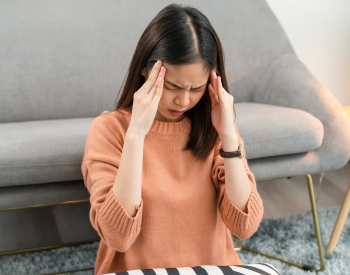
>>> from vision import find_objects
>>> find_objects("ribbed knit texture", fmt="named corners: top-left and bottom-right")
top-left (81, 106), bottom-right (264, 275)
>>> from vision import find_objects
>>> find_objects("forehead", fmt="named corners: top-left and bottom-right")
top-left (162, 62), bottom-right (210, 86)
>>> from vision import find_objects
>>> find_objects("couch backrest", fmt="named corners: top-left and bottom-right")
top-left (0, 0), bottom-right (294, 123)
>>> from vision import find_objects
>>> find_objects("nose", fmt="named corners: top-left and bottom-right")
top-left (175, 90), bottom-right (191, 107)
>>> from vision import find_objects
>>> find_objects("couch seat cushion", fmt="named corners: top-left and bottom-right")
top-left (0, 102), bottom-right (323, 187)
top-left (234, 102), bottom-right (324, 159)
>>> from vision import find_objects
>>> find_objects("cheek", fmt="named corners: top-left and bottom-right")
top-left (157, 92), bottom-right (167, 108)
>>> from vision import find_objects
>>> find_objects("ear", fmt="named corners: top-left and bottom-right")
top-left (141, 67), bottom-right (147, 77)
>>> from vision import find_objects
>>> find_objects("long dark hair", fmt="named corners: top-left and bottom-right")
top-left (98, 3), bottom-right (236, 160)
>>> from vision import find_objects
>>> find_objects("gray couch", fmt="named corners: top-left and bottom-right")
top-left (1, 0), bottom-right (350, 273)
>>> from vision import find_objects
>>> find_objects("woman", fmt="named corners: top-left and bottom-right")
top-left (81, 3), bottom-right (265, 275)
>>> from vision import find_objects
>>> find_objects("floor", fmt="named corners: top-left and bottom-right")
top-left (0, 161), bottom-right (349, 254)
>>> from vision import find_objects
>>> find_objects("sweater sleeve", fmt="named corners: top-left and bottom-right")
top-left (81, 113), bottom-right (143, 252)
top-left (211, 123), bottom-right (264, 239)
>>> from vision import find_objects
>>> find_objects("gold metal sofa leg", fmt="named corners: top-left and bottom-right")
top-left (232, 174), bottom-right (326, 273)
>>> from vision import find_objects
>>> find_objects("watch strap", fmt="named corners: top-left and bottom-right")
top-left (219, 147), bottom-right (241, 158)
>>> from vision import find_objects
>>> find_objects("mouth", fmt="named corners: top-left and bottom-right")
top-left (169, 109), bottom-right (185, 116)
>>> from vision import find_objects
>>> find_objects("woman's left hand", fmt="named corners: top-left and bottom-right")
top-left (208, 69), bottom-right (238, 139)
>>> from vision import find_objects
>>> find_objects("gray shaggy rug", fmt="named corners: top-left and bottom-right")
top-left (0, 205), bottom-right (349, 275)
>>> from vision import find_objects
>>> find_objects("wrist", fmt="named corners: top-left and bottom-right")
top-left (126, 129), bottom-right (146, 141)
top-left (220, 135), bottom-right (239, 152)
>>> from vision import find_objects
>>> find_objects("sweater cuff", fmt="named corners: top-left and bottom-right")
top-left (98, 187), bottom-right (143, 237)
top-left (221, 179), bottom-right (263, 232)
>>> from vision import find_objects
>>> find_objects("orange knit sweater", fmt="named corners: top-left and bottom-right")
top-left (81, 106), bottom-right (264, 275)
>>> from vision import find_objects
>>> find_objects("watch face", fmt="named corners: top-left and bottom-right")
top-left (240, 144), bottom-right (243, 157)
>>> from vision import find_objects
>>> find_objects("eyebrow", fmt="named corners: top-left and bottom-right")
top-left (165, 80), bottom-right (206, 90)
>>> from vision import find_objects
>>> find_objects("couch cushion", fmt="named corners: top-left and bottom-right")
top-left (0, 102), bottom-right (323, 188)
top-left (234, 102), bottom-right (324, 159)
top-left (0, 117), bottom-right (94, 187)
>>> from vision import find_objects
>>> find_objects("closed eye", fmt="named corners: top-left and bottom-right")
top-left (165, 87), bottom-right (203, 92)
top-left (164, 79), bottom-right (207, 92)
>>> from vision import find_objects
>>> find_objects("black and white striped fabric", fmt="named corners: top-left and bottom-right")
top-left (104, 263), bottom-right (281, 275)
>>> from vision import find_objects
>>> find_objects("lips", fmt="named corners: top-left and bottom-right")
top-left (169, 109), bottom-right (185, 117)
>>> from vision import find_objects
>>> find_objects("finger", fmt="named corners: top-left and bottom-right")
top-left (217, 76), bottom-right (227, 100)
top-left (209, 82), bottom-right (219, 100)
top-left (217, 76), bottom-right (222, 98)
top-left (208, 83), bottom-right (219, 108)
top-left (147, 65), bottom-right (166, 99)
top-left (143, 60), bottom-right (163, 92)
top-left (152, 76), bottom-right (164, 101)
top-left (148, 77), bottom-right (160, 98)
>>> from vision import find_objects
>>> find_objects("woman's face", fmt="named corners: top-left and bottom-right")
top-left (141, 61), bottom-right (212, 122)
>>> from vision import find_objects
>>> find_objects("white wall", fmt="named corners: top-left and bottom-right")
top-left (266, 0), bottom-right (350, 108)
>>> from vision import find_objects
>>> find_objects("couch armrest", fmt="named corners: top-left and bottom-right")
top-left (254, 52), bottom-right (350, 173)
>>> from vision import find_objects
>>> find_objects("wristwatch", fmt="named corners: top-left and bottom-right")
top-left (219, 143), bottom-right (243, 159)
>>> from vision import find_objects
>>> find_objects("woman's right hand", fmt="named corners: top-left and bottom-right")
top-left (128, 60), bottom-right (166, 138)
